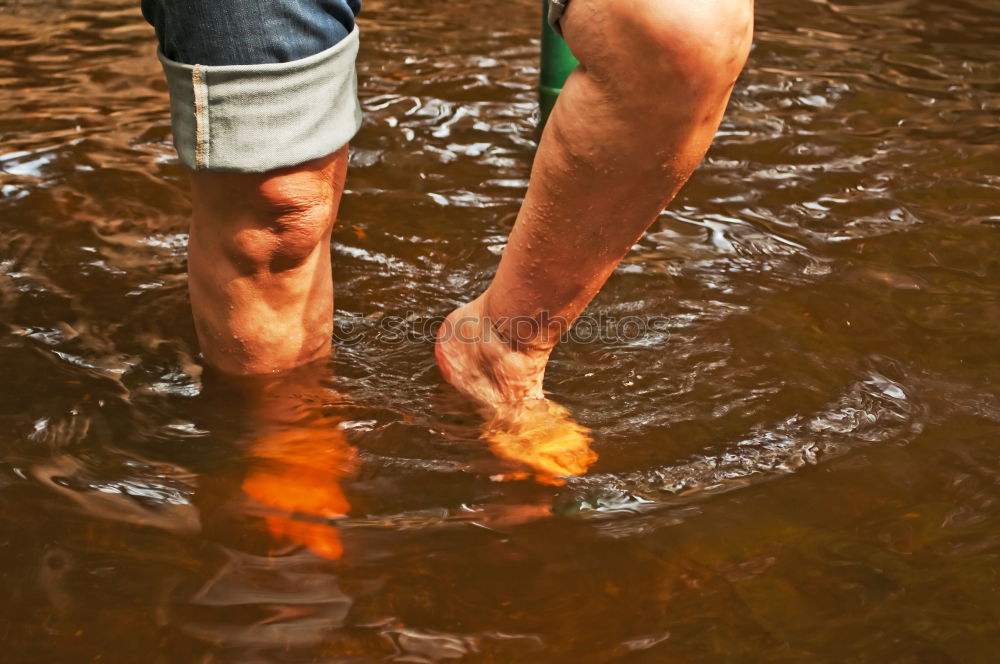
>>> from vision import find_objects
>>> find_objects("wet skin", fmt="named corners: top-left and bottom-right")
top-left (186, 0), bottom-right (753, 479)
top-left (6, 0), bottom-right (1000, 658)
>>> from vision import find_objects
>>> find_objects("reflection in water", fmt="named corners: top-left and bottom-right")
top-left (178, 548), bottom-right (353, 662)
top-left (2, 0), bottom-right (1000, 660)
top-left (482, 398), bottom-right (597, 486)
top-left (242, 418), bottom-right (355, 560)
top-left (212, 364), bottom-right (358, 561)
top-left (26, 368), bottom-right (359, 663)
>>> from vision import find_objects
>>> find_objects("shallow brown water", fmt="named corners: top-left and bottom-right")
top-left (2, 0), bottom-right (1000, 661)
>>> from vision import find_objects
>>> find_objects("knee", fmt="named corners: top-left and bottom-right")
top-left (635, 0), bottom-right (752, 97)
top-left (240, 172), bottom-right (336, 272)
top-left (190, 150), bottom-right (345, 274)
top-left (577, 0), bottom-right (753, 103)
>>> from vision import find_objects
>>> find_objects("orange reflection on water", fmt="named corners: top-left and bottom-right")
top-left (482, 399), bottom-right (597, 486)
top-left (242, 417), bottom-right (356, 560)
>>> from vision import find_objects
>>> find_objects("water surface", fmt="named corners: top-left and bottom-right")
top-left (2, 0), bottom-right (1000, 661)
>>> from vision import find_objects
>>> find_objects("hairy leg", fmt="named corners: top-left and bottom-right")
top-left (437, 0), bottom-right (754, 406)
top-left (187, 146), bottom-right (348, 375)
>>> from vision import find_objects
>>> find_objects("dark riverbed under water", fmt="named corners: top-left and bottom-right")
top-left (2, 0), bottom-right (1000, 661)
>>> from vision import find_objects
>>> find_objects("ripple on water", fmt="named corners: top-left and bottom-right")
top-left (2, 0), bottom-right (1000, 660)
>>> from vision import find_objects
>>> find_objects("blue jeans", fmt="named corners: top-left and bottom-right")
top-left (143, 0), bottom-right (569, 173)
top-left (141, 0), bottom-right (361, 66)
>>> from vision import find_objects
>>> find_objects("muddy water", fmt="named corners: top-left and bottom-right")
top-left (2, 0), bottom-right (1000, 661)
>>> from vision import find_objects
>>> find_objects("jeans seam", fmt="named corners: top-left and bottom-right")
top-left (192, 64), bottom-right (209, 169)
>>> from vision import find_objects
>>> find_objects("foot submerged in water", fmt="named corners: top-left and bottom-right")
top-left (242, 417), bottom-right (355, 560)
top-left (435, 297), bottom-right (597, 484)
top-left (482, 398), bottom-right (596, 486)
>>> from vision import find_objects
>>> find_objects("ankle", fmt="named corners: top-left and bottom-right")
top-left (479, 292), bottom-right (562, 357)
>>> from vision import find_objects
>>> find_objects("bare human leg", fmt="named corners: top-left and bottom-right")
top-left (436, 0), bottom-right (754, 406)
top-left (187, 146), bottom-right (348, 375)
top-left (186, 148), bottom-right (353, 555)
top-left (187, 146), bottom-right (354, 553)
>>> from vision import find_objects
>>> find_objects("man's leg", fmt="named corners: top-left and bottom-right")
top-left (143, 0), bottom-right (362, 374)
top-left (437, 0), bottom-right (754, 405)
top-left (187, 148), bottom-right (346, 374)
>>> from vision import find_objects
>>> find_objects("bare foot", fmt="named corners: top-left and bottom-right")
top-left (435, 297), bottom-right (597, 483)
top-left (484, 399), bottom-right (597, 485)
top-left (434, 295), bottom-right (550, 406)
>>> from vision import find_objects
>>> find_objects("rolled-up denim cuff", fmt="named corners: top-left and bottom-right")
top-left (548, 0), bottom-right (569, 36)
top-left (157, 26), bottom-right (362, 173)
